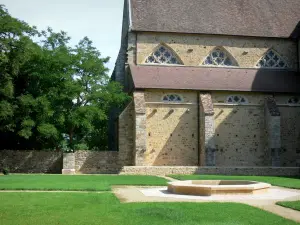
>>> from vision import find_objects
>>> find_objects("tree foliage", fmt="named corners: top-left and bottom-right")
top-left (0, 5), bottom-right (129, 151)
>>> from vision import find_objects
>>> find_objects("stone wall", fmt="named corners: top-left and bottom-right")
top-left (137, 32), bottom-right (298, 69)
top-left (118, 101), bottom-right (134, 166)
top-left (0, 150), bottom-right (62, 173)
top-left (125, 90), bottom-right (300, 167)
top-left (199, 93), bottom-right (216, 166)
top-left (278, 106), bottom-right (300, 167)
top-left (273, 95), bottom-right (300, 167)
top-left (145, 90), bottom-right (198, 166)
top-left (75, 151), bottom-right (120, 174)
top-left (120, 166), bottom-right (300, 176)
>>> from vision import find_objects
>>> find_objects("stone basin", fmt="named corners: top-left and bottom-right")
top-left (167, 180), bottom-right (271, 196)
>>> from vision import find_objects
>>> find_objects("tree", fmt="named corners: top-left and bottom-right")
top-left (0, 5), bottom-right (129, 150)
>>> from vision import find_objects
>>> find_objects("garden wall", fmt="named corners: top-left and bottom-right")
top-left (0, 150), bottom-right (62, 173)
top-left (75, 151), bottom-right (120, 174)
top-left (1, 150), bottom-right (299, 176)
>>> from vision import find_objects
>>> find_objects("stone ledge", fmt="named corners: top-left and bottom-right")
top-left (119, 166), bottom-right (300, 176)
top-left (62, 169), bottom-right (76, 175)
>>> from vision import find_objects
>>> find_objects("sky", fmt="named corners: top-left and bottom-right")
top-left (1, 0), bottom-right (124, 75)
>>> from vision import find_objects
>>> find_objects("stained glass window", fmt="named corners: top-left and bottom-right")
top-left (145, 45), bottom-right (182, 65)
top-left (202, 48), bottom-right (237, 66)
top-left (287, 97), bottom-right (300, 105)
top-left (256, 49), bottom-right (288, 68)
top-left (162, 94), bottom-right (183, 102)
top-left (226, 95), bottom-right (248, 104)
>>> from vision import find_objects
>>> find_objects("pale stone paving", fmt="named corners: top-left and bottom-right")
top-left (113, 185), bottom-right (300, 223)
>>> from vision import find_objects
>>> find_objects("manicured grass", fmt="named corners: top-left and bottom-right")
top-left (0, 192), bottom-right (298, 225)
top-left (169, 175), bottom-right (300, 189)
top-left (0, 175), bottom-right (168, 191)
top-left (277, 201), bottom-right (300, 211)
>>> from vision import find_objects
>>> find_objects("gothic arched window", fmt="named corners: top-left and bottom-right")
top-left (226, 95), bottom-right (248, 104)
top-left (162, 94), bottom-right (183, 102)
top-left (256, 49), bottom-right (288, 68)
top-left (145, 45), bottom-right (183, 65)
top-left (202, 47), bottom-right (238, 67)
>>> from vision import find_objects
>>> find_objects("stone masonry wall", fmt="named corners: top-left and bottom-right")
top-left (265, 97), bottom-right (281, 167)
top-left (120, 166), bottom-right (300, 176)
top-left (275, 95), bottom-right (300, 167)
top-left (118, 101), bottom-right (134, 166)
top-left (75, 151), bottom-right (120, 174)
top-left (137, 32), bottom-right (297, 69)
top-left (279, 106), bottom-right (300, 167)
top-left (133, 91), bottom-right (147, 166)
top-left (199, 93), bottom-right (216, 166)
top-left (213, 92), bottom-right (268, 166)
top-left (145, 90), bottom-right (198, 166)
top-left (0, 150), bottom-right (62, 173)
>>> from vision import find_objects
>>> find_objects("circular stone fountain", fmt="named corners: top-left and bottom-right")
top-left (167, 180), bottom-right (271, 196)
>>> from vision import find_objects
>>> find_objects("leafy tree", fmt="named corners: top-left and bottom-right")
top-left (0, 5), bottom-right (129, 151)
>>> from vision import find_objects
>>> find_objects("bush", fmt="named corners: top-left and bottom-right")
top-left (2, 167), bottom-right (9, 175)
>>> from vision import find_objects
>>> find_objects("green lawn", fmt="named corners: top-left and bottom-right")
top-left (0, 192), bottom-right (298, 225)
top-left (0, 175), bottom-right (167, 191)
top-left (169, 175), bottom-right (300, 189)
top-left (277, 201), bottom-right (300, 211)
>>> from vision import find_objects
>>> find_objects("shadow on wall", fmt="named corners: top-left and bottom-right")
top-left (147, 104), bottom-right (198, 166)
top-left (213, 99), bottom-right (269, 167)
top-left (143, 21), bottom-right (300, 167)
top-left (75, 151), bottom-right (121, 174)
top-left (146, 94), bottom-right (271, 167)
top-left (203, 22), bottom-right (300, 168)
top-left (0, 150), bottom-right (63, 173)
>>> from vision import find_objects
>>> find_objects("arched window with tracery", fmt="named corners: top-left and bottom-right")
top-left (202, 47), bottom-right (238, 67)
top-left (226, 95), bottom-right (248, 104)
top-left (256, 49), bottom-right (288, 68)
top-left (162, 94), bottom-right (183, 102)
top-left (145, 45), bottom-right (183, 65)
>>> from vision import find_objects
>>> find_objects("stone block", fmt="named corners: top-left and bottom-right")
top-left (62, 169), bottom-right (76, 175)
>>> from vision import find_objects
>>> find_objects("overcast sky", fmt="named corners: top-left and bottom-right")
top-left (1, 0), bottom-right (124, 75)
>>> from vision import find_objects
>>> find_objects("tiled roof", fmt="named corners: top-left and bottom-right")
top-left (129, 65), bottom-right (300, 93)
top-left (130, 0), bottom-right (300, 38)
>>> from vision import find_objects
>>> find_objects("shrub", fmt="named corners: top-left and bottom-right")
top-left (2, 167), bottom-right (10, 175)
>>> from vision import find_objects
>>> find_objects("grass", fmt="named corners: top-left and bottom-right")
top-left (0, 192), bottom-right (299, 225)
top-left (0, 175), bottom-right (168, 191)
top-left (169, 175), bottom-right (300, 189)
top-left (277, 201), bottom-right (300, 211)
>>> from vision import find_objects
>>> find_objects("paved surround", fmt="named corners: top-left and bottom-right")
top-left (113, 185), bottom-right (300, 223)
top-left (141, 187), bottom-right (299, 201)
top-left (167, 180), bottom-right (271, 196)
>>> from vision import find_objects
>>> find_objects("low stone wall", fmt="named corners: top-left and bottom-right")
top-left (2, 150), bottom-right (299, 176)
top-left (0, 150), bottom-right (62, 173)
top-left (120, 166), bottom-right (300, 176)
top-left (75, 151), bottom-right (120, 174)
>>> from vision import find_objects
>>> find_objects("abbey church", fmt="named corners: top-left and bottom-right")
top-left (110, 0), bottom-right (300, 173)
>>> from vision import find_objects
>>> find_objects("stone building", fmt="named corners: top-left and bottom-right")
top-left (110, 0), bottom-right (300, 172)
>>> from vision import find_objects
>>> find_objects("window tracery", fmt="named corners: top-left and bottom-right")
top-left (162, 94), bottom-right (183, 102)
top-left (202, 48), bottom-right (237, 66)
top-left (226, 95), bottom-right (248, 104)
top-left (145, 45), bottom-right (182, 64)
top-left (256, 49), bottom-right (288, 68)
